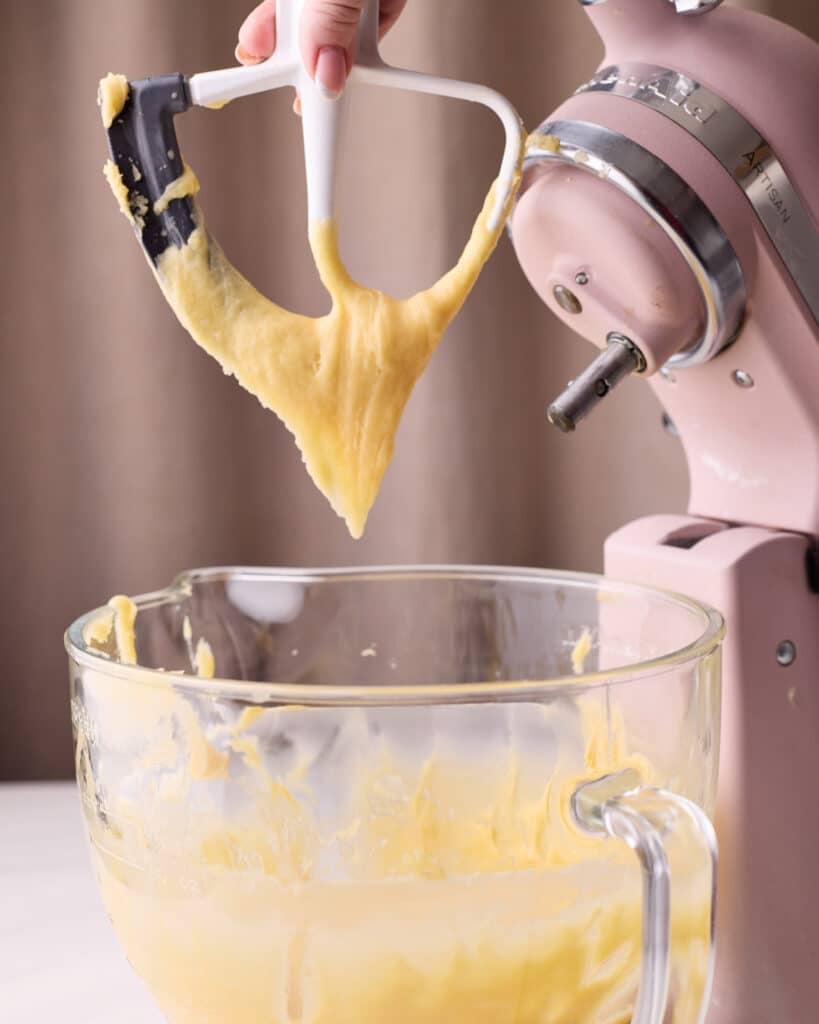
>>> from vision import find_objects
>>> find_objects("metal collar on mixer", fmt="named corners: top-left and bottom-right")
top-left (578, 0), bottom-right (726, 12)
top-left (524, 120), bottom-right (747, 369)
top-left (575, 63), bottom-right (819, 327)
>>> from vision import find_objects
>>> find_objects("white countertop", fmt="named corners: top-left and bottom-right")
top-left (0, 782), bottom-right (162, 1023)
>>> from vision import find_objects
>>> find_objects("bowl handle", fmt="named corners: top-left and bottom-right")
top-left (573, 770), bottom-right (718, 1024)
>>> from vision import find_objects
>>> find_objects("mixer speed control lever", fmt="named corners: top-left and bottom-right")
top-left (547, 333), bottom-right (646, 433)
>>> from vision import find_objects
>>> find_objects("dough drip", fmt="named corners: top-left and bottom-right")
top-left (99, 72), bottom-right (524, 536)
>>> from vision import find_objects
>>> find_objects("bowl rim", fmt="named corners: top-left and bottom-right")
top-left (64, 565), bottom-right (725, 705)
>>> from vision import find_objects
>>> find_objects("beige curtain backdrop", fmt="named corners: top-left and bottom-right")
top-left (1, 0), bottom-right (815, 779)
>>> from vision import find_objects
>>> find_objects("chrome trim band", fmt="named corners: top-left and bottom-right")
top-left (578, 0), bottom-right (725, 9)
top-left (524, 120), bottom-right (746, 368)
top-left (575, 63), bottom-right (819, 324)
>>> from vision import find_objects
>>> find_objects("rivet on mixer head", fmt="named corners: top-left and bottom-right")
top-left (661, 412), bottom-right (680, 438)
top-left (732, 369), bottom-right (755, 388)
top-left (776, 640), bottom-right (797, 667)
top-left (574, 271), bottom-right (589, 287)
top-left (553, 285), bottom-right (583, 315)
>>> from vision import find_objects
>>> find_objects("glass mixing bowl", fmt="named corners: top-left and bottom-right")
top-left (66, 567), bottom-right (723, 1024)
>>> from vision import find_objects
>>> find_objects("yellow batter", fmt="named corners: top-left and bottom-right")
top-left (99, 74), bottom-right (524, 537)
top-left (153, 163), bottom-right (201, 215)
top-left (74, 599), bottom-right (712, 1024)
top-left (571, 627), bottom-right (594, 675)
top-left (98, 72), bottom-right (129, 129)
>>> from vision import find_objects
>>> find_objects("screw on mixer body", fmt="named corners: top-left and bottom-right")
top-left (776, 640), bottom-right (797, 667)
top-left (661, 412), bottom-right (680, 438)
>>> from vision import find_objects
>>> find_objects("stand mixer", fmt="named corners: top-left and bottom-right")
top-left (510, 0), bottom-right (819, 1018)
top-left (87, 0), bottom-right (817, 1019)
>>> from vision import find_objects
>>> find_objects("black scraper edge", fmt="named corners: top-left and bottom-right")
top-left (105, 74), bottom-right (196, 264)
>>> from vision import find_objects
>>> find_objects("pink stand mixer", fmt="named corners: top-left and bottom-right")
top-left (511, 0), bottom-right (819, 1018)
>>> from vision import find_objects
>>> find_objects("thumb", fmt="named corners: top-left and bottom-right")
top-left (300, 0), bottom-right (367, 96)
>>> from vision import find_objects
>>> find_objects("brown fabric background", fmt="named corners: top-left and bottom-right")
top-left (1, 0), bottom-right (816, 780)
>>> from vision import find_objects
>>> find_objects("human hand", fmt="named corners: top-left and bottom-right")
top-left (236, 0), bottom-right (408, 98)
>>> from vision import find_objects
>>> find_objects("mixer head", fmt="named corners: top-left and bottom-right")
top-left (520, 119), bottom-right (747, 431)
top-left (512, 0), bottom-right (819, 433)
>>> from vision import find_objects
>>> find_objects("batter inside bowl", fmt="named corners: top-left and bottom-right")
top-left (75, 601), bottom-right (711, 1024)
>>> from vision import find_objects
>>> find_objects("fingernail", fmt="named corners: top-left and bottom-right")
top-left (315, 46), bottom-right (346, 98)
top-left (235, 43), bottom-right (263, 65)
top-left (293, 91), bottom-right (303, 116)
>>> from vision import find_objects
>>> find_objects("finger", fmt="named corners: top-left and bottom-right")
top-left (238, 0), bottom-right (278, 60)
top-left (239, 0), bottom-right (407, 87)
top-left (235, 44), bottom-right (264, 66)
top-left (300, 0), bottom-right (367, 95)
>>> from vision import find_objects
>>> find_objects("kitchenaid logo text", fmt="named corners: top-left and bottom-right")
top-left (577, 68), bottom-right (717, 125)
top-left (577, 66), bottom-right (797, 233)
top-left (741, 148), bottom-right (792, 224)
